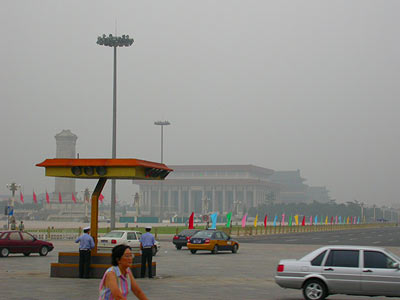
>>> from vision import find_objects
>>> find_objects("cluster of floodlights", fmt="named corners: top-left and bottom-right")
top-left (96, 34), bottom-right (134, 47)
top-left (71, 166), bottom-right (107, 176)
top-left (145, 168), bottom-right (170, 179)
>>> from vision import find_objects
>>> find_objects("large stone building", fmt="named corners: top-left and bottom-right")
top-left (306, 186), bottom-right (333, 203)
top-left (135, 165), bottom-right (280, 218)
top-left (269, 170), bottom-right (309, 203)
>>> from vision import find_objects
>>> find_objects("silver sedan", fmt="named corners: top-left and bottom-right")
top-left (275, 245), bottom-right (400, 300)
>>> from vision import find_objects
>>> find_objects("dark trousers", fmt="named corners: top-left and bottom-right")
top-left (79, 250), bottom-right (91, 278)
top-left (141, 248), bottom-right (153, 278)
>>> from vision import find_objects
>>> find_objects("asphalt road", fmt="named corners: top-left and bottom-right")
top-left (238, 226), bottom-right (400, 246)
top-left (2, 226), bottom-right (400, 300)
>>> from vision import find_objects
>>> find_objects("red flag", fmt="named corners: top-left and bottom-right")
top-left (301, 216), bottom-right (306, 226)
top-left (99, 193), bottom-right (104, 203)
top-left (46, 191), bottom-right (50, 204)
top-left (188, 212), bottom-right (194, 229)
top-left (20, 191), bottom-right (24, 203)
top-left (72, 193), bottom-right (76, 204)
top-left (58, 192), bottom-right (62, 204)
top-left (330, 216), bottom-right (334, 225)
top-left (264, 215), bottom-right (268, 228)
top-left (33, 191), bottom-right (37, 204)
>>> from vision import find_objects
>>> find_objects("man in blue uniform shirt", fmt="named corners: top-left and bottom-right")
top-left (140, 225), bottom-right (155, 278)
top-left (75, 226), bottom-right (95, 278)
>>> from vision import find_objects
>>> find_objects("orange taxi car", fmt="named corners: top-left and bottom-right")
top-left (187, 230), bottom-right (239, 254)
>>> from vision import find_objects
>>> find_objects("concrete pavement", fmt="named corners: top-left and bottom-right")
top-left (2, 238), bottom-right (400, 299)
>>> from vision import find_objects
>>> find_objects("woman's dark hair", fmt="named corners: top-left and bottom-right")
top-left (111, 244), bottom-right (131, 266)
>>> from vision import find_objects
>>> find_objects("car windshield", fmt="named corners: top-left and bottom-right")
top-left (179, 230), bottom-right (198, 236)
top-left (192, 231), bottom-right (213, 238)
top-left (103, 232), bottom-right (124, 238)
top-left (385, 249), bottom-right (400, 262)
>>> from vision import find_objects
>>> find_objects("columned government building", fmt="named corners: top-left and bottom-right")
top-left (135, 165), bottom-right (280, 218)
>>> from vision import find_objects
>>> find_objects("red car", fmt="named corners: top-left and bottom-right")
top-left (0, 231), bottom-right (54, 257)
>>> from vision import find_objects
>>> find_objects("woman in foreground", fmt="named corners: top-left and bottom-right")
top-left (99, 244), bottom-right (149, 300)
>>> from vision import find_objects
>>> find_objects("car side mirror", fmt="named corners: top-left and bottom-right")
top-left (393, 262), bottom-right (400, 270)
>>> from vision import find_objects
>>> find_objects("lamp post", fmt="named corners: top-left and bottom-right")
top-left (6, 182), bottom-right (21, 229)
top-left (82, 188), bottom-right (91, 222)
top-left (202, 195), bottom-right (210, 215)
top-left (97, 34), bottom-right (134, 229)
top-left (360, 202), bottom-right (364, 223)
top-left (134, 192), bottom-right (140, 219)
top-left (233, 198), bottom-right (243, 216)
top-left (154, 121), bottom-right (171, 164)
top-left (373, 204), bottom-right (376, 222)
top-left (154, 120), bottom-right (170, 220)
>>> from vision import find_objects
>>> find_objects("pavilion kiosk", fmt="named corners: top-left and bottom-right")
top-left (36, 158), bottom-right (172, 278)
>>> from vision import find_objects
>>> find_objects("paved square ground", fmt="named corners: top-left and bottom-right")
top-left (1, 239), bottom-right (400, 300)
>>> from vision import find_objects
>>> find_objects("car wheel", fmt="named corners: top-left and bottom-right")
top-left (23, 252), bottom-right (30, 256)
top-left (232, 244), bottom-right (238, 254)
top-left (211, 245), bottom-right (218, 254)
top-left (176, 245), bottom-right (182, 250)
top-left (39, 246), bottom-right (49, 256)
top-left (0, 248), bottom-right (9, 257)
top-left (190, 249), bottom-right (197, 254)
top-left (152, 247), bottom-right (157, 256)
top-left (303, 279), bottom-right (328, 300)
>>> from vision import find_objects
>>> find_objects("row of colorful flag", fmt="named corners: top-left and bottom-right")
top-left (241, 213), bottom-right (363, 227)
top-left (188, 212), bottom-right (364, 229)
top-left (17, 191), bottom-right (104, 204)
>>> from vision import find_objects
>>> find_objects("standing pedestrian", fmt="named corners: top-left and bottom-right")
top-left (139, 226), bottom-right (155, 278)
top-left (19, 221), bottom-right (25, 231)
top-left (75, 226), bottom-right (95, 278)
top-left (10, 216), bottom-right (16, 230)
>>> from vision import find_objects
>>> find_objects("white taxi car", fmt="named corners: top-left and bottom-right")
top-left (97, 230), bottom-right (160, 255)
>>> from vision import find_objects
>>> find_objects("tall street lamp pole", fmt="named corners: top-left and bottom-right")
top-left (154, 120), bottom-right (170, 220)
top-left (373, 204), bottom-right (376, 222)
top-left (97, 34), bottom-right (133, 229)
top-left (154, 120), bottom-right (171, 163)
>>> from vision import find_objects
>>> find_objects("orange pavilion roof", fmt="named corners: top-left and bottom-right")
top-left (36, 158), bottom-right (172, 170)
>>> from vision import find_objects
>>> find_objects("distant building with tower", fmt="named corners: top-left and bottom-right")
top-left (135, 165), bottom-right (280, 218)
top-left (45, 130), bottom-right (89, 221)
top-left (53, 130), bottom-right (77, 201)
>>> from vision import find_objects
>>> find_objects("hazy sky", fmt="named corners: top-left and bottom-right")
top-left (1, 1), bottom-right (399, 207)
